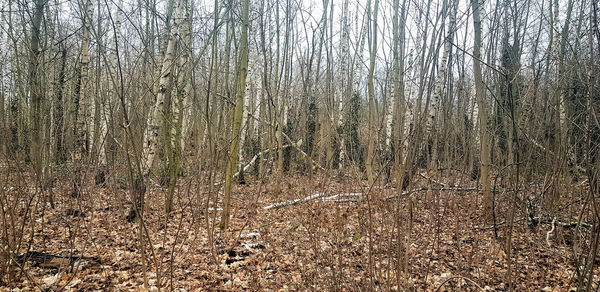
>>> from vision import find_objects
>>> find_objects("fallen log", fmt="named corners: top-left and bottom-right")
top-left (263, 192), bottom-right (327, 210)
top-left (18, 251), bottom-right (101, 270)
top-left (321, 192), bottom-right (363, 203)
top-left (262, 186), bottom-right (478, 209)
top-left (481, 216), bottom-right (593, 230)
top-left (537, 218), bottom-right (593, 229)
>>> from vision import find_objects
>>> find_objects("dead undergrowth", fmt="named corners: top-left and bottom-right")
top-left (1, 171), bottom-right (596, 291)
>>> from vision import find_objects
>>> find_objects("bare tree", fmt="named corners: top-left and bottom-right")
top-left (222, 0), bottom-right (251, 229)
top-left (471, 0), bottom-right (492, 216)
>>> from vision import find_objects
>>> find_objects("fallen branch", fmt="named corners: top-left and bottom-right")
top-left (322, 198), bottom-right (361, 203)
top-left (546, 217), bottom-right (556, 247)
top-left (551, 219), bottom-right (593, 229)
top-left (530, 217), bottom-right (593, 229)
top-left (243, 113), bottom-right (326, 172)
top-left (519, 128), bottom-right (586, 174)
top-left (480, 218), bottom-right (527, 230)
top-left (383, 187), bottom-right (477, 200)
top-left (321, 193), bottom-right (363, 203)
top-left (263, 192), bottom-right (326, 210)
top-left (418, 173), bottom-right (449, 187)
top-left (482, 216), bottom-right (593, 230)
top-left (280, 132), bottom-right (326, 171)
top-left (214, 142), bottom-right (297, 186)
top-left (234, 143), bottom-right (294, 178)
top-left (263, 187), bottom-right (478, 210)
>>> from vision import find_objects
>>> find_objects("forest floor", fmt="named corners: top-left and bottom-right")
top-left (5, 170), bottom-right (596, 291)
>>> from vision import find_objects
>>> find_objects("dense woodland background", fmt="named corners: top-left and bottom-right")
top-left (0, 0), bottom-right (599, 290)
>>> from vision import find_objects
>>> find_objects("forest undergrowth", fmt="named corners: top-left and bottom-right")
top-left (3, 169), bottom-right (595, 291)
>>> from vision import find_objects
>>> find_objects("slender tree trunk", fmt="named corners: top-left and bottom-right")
top-left (221, 0), bottom-right (251, 229)
top-left (76, 0), bottom-right (93, 161)
top-left (0, 41), bottom-right (3, 159)
top-left (71, 0), bottom-right (93, 197)
top-left (392, 0), bottom-right (409, 282)
top-left (428, 0), bottom-right (454, 170)
top-left (337, 0), bottom-right (349, 171)
top-left (165, 0), bottom-right (191, 214)
top-left (28, 0), bottom-right (45, 182)
top-left (237, 69), bottom-right (250, 183)
top-left (179, 0), bottom-right (193, 155)
top-left (0, 27), bottom-right (3, 157)
top-left (55, 46), bottom-right (67, 164)
top-left (556, 0), bottom-right (574, 175)
top-left (366, 0), bottom-right (379, 186)
top-left (104, 0), bottom-right (123, 174)
top-left (471, 0), bottom-right (492, 218)
top-left (281, 0), bottom-right (293, 173)
top-left (141, 0), bottom-right (180, 177)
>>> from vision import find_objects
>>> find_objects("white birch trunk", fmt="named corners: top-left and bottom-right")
top-left (141, 0), bottom-right (182, 175)
top-left (83, 0), bottom-right (95, 156)
top-left (237, 81), bottom-right (250, 170)
top-left (385, 93), bottom-right (394, 149)
top-left (338, 0), bottom-right (350, 169)
top-left (76, 0), bottom-right (93, 161)
top-left (428, 0), bottom-right (455, 168)
top-left (99, 0), bottom-right (122, 166)
top-left (178, 0), bottom-right (192, 154)
top-left (402, 102), bottom-right (414, 162)
top-left (253, 78), bottom-right (262, 137)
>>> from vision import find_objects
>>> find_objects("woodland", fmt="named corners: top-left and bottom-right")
top-left (0, 0), bottom-right (599, 290)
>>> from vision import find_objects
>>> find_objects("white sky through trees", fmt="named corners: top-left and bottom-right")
top-left (0, 0), bottom-right (571, 103)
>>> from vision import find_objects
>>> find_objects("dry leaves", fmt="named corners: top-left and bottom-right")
top-left (5, 174), bottom-right (596, 290)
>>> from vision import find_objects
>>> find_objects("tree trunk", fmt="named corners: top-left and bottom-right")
top-left (471, 0), bottom-right (492, 218)
top-left (55, 46), bottom-right (67, 164)
top-left (165, 0), bottom-right (192, 214)
top-left (28, 0), bottom-right (45, 181)
top-left (141, 0), bottom-right (180, 177)
top-left (428, 0), bottom-right (454, 170)
top-left (76, 0), bottom-right (93, 161)
top-left (366, 0), bottom-right (379, 186)
top-left (72, 0), bottom-right (93, 197)
top-left (221, 0), bottom-right (251, 229)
